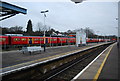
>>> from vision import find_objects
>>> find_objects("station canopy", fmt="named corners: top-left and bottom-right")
top-left (0, 1), bottom-right (27, 21)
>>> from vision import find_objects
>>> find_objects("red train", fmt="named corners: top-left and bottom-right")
top-left (0, 35), bottom-right (112, 49)
top-left (0, 35), bottom-right (76, 49)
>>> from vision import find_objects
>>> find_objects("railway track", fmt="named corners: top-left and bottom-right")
top-left (40, 44), bottom-right (109, 81)
top-left (2, 43), bottom-right (112, 81)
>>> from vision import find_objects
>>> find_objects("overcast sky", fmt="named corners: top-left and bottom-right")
top-left (1, 0), bottom-right (118, 36)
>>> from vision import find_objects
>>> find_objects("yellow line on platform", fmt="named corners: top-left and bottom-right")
top-left (92, 44), bottom-right (114, 81)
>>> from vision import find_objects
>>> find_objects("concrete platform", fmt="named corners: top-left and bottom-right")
top-left (1, 43), bottom-right (107, 75)
top-left (72, 42), bottom-right (119, 81)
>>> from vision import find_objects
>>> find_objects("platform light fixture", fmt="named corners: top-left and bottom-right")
top-left (71, 0), bottom-right (85, 4)
top-left (41, 10), bottom-right (49, 52)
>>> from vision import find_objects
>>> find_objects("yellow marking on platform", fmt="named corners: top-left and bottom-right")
top-left (93, 44), bottom-right (114, 81)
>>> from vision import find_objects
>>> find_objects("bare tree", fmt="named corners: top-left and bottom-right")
top-left (72, 28), bottom-right (95, 38)
top-left (36, 22), bottom-right (43, 32)
top-left (36, 22), bottom-right (50, 32)
top-left (84, 27), bottom-right (94, 37)
top-left (9, 26), bottom-right (23, 32)
top-left (67, 30), bottom-right (72, 33)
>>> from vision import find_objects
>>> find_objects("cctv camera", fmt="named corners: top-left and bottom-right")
top-left (71, 0), bottom-right (84, 3)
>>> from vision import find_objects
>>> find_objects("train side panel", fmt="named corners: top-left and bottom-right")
top-left (11, 36), bottom-right (28, 45)
top-left (31, 37), bottom-right (44, 44)
top-left (0, 36), bottom-right (9, 45)
top-left (57, 37), bottom-right (67, 44)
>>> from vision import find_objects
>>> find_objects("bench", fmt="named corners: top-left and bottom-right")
top-left (21, 46), bottom-right (43, 54)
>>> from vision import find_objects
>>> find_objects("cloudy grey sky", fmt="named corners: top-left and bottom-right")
top-left (1, 1), bottom-right (118, 36)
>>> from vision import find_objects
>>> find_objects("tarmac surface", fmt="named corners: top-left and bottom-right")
top-left (72, 42), bottom-right (119, 81)
top-left (2, 43), bottom-right (99, 68)
top-left (98, 42), bottom-right (119, 80)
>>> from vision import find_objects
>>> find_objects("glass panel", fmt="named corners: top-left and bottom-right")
top-left (14, 38), bottom-right (20, 41)
top-left (34, 39), bottom-right (40, 41)
top-left (40, 39), bottom-right (44, 41)
top-left (21, 38), bottom-right (26, 41)
top-left (2, 38), bottom-right (6, 41)
top-left (0, 38), bottom-right (6, 42)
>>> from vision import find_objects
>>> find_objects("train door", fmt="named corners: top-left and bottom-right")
top-left (66, 39), bottom-right (69, 44)
top-left (46, 38), bottom-right (48, 44)
top-left (29, 38), bottom-right (32, 44)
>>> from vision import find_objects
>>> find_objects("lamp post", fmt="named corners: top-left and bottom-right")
top-left (86, 27), bottom-right (89, 39)
top-left (96, 31), bottom-right (99, 43)
top-left (116, 18), bottom-right (119, 45)
top-left (104, 34), bottom-right (106, 42)
top-left (49, 27), bottom-right (52, 47)
top-left (41, 10), bottom-right (49, 52)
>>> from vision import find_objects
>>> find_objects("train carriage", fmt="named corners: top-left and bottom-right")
top-left (29, 36), bottom-right (44, 45)
top-left (66, 37), bottom-right (76, 45)
top-left (0, 36), bottom-right (9, 49)
top-left (57, 37), bottom-right (67, 45)
top-left (87, 38), bottom-right (97, 43)
top-left (86, 38), bottom-right (92, 43)
top-left (0, 36), bottom-right (9, 45)
top-left (50, 37), bottom-right (57, 44)
top-left (46, 37), bottom-right (58, 46)
top-left (70, 38), bottom-right (76, 44)
top-left (11, 36), bottom-right (28, 45)
top-left (0, 35), bottom-right (113, 49)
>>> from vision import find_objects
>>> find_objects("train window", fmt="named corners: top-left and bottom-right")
top-left (21, 38), bottom-right (26, 41)
top-left (0, 38), bottom-right (6, 42)
top-left (40, 39), bottom-right (44, 41)
top-left (14, 38), bottom-right (20, 41)
top-left (3, 38), bottom-right (6, 41)
top-left (34, 39), bottom-right (39, 41)
top-left (54, 39), bottom-right (56, 41)
top-left (60, 39), bottom-right (62, 41)
top-left (50, 39), bottom-right (53, 41)
top-left (0, 38), bottom-right (2, 42)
